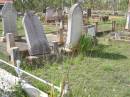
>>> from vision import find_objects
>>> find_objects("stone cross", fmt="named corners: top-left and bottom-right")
top-left (23, 11), bottom-right (50, 56)
top-left (65, 3), bottom-right (83, 49)
top-left (1, 2), bottom-right (17, 37)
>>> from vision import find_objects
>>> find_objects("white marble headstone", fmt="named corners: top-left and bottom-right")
top-left (1, 2), bottom-right (17, 36)
top-left (66, 3), bottom-right (83, 49)
top-left (23, 11), bottom-right (50, 56)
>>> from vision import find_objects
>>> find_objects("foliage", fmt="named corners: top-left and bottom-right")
top-left (13, 0), bottom-right (129, 12)
top-left (79, 35), bottom-right (94, 52)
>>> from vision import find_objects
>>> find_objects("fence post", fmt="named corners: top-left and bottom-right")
top-left (95, 22), bottom-right (98, 33)
top-left (6, 33), bottom-right (15, 53)
top-left (112, 21), bottom-right (116, 31)
top-left (10, 47), bottom-right (20, 65)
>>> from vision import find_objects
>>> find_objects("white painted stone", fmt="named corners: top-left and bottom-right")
top-left (22, 82), bottom-right (48, 97)
top-left (23, 11), bottom-right (50, 56)
top-left (0, 67), bottom-right (48, 97)
top-left (1, 2), bottom-right (17, 36)
top-left (0, 68), bottom-right (18, 91)
top-left (66, 3), bottom-right (83, 49)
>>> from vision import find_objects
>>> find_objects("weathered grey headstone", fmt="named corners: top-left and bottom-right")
top-left (45, 7), bottom-right (55, 22)
top-left (1, 2), bottom-right (17, 36)
top-left (23, 11), bottom-right (50, 56)
top-left (66, 3), bottom-right (83, 49)
top-left (56, 8), bottom-right (63, 21)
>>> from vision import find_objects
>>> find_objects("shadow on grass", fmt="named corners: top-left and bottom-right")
top-left (86, 50), bottom-right (127, 60)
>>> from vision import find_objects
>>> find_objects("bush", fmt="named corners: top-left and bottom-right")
top-left (79, 35), bottom-right (94, 52)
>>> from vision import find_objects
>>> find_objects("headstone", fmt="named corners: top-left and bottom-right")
top-left (56, 8), bottom-right (63, 21)
top-left (87, 25), bottom-right (96, 37)
top-left (45, 7), bottom-right (55, 22)
top-left (1, 2), bottom-right (17, 37)
top-left (23, 11), bottom-right (50, 56)
top-left (65, 3), bottom-right (83, 49)
top-left (6, 33), bottom-right (15, 53)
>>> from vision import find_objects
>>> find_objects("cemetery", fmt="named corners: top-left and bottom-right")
top-left (0, 0), bottom-right (130, 97)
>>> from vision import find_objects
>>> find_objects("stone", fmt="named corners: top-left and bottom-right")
top-left (65, 3), bottom-right (83, 49)
top-left (23, 11), bottom-right (51, 56)
top-left (87, 25), bottom-right (96, 37)
top-left (55, 8), bottom-right (63, 21)
top-left (6, 33), bottom-right (15, 53)
top-left (45, 7), bottom-right (55, 22)
top-left (1, 2), bottom-right (17, 37)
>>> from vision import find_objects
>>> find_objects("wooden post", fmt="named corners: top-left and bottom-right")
top-left (95, 22), bottom-right (98, 33)
top-left (6, 33), bottom-right (15, 53)
top-left (10, 47), bottom-right (20, 65)
top-left (112, 21), bottom-right (116, 31)
top-left (52, 41), bottom-right (59, 55)
top-left (57, 20), bottom-right (64, 44)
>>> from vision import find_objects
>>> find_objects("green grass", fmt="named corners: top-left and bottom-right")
top-left (0, 17), bottom-right (58, 37)
top-left (0, 16), bottom-right (130, 96)
top-left (18, 38), bottom-right (130, 97)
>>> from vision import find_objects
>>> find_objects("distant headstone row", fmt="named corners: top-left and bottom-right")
top-left (45, 7), bottom-right (63, 22)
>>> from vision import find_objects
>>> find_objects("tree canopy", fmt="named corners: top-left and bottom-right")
top-left (13, 0), bottom-right (129, 12)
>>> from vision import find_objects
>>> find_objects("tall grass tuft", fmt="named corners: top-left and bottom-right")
top-left (79, 35), bottom-right (94, 53)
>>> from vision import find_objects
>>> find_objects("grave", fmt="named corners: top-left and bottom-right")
top-left (55, 8), bottom-right (63, 22)
top-left (1, 2), bottom-right (17, 38)
top-left (65, 3), bottom-right (83, 50)
top-left (45, 7), bottom-right (55, 23)
top-left (23, 11), bottom-right (51, 56)
top-left (86, 25), bottom-right (96, 37)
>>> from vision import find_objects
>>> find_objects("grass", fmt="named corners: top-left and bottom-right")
top-left (18, 38), bottom-right (130, 97)
top-left (0, 17), bottom-right (58, 37)
top-left (1, 16), bottom-right (130, 96)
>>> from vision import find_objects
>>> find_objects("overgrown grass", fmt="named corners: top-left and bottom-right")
top-left (18, 37), bottom-right (130, 97)
top-left (0, 16), bottom-right (130, 96)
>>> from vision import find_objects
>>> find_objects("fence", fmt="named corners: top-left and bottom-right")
top-left (0, 59), bottom-right (69, 96)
